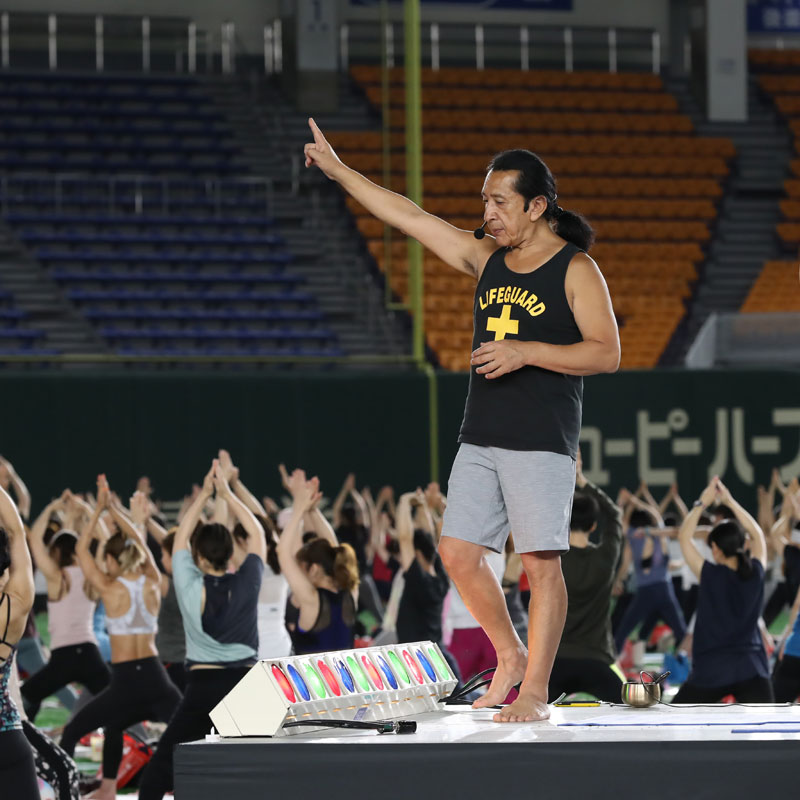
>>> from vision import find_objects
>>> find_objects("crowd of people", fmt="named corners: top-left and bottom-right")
top-left (0, 450), bottom-right (799, 798)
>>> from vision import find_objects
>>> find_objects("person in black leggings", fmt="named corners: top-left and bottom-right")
top-left (22, 494), bottom-right (110, 721)
top-left (59, 484), bottom-right (181, 800)
top-left (0, 484), bottom-right (39, 799)
top-left (549, 457), bottom-right (624, 703)
top-left (674, 477), bottom-right (773, 703)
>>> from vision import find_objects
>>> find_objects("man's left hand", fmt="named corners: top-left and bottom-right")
top-left (471, 340), bottom-right (530, 379)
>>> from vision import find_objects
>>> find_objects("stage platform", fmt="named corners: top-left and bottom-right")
top-left (175, 704), bottom-right (800, 800)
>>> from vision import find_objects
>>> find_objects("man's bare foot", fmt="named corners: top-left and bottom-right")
top-left (493, 691), bottom-right (550, 723)
top-left (471, 647), bottom-right (527, 709)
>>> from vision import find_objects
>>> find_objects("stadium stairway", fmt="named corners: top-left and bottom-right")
top-left (0, 219), bottom-right (105, 356)
top-left (201, 74), bottom-right (410, 359)
top-left (662, 72), bottom-right (793, 364)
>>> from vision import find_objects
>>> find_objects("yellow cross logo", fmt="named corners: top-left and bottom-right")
top-left (486, 304), bottom-right (519, 341)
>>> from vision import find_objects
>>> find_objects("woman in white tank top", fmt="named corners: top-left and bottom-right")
top-left (21, 492), bottom-right (110, 721)
top-left (223, 450), bottom-right (293, 658)
top-left (232, 514), bottom-right (292, 658)
top-left (59, 481), bottom-right (181, 800)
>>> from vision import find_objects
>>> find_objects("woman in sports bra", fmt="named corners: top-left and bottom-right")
top-left (21, 492), bottom-right (110, 720)
top-left (59, 480), bottom-right (181, 800)
top-left (0, 483), bottom-right (38, 798)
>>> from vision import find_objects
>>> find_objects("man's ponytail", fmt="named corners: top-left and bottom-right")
top-left (552, 208), bottom-right (595, 252)
top-left (486, 149), bottom-right (595, 251)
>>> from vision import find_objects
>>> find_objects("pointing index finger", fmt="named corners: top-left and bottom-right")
top-left (308, 117), bottom-right (326, 147)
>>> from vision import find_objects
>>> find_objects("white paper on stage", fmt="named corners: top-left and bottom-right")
top-left (559, 708), bottom-right (800, 728)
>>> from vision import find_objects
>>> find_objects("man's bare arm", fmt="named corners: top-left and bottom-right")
top-left (304, 118), bottom-right (492, 277)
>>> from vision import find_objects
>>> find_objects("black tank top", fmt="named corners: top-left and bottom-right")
top-left (458, 242), bottom-right (583, 457)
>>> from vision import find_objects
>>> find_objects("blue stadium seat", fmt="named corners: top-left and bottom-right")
top-left (67, 289), bottom-right (315, 304)
top-left (26, 232), bottom-right (284, 247)
top-left (44, 252), bottom-right (294, 267)
top-left (7, 213), bottom-right (277, 229)
top-left (84, 309), bottom-right (323, 323)
top-left (116, 346), bottom-right (345, 357)
top-left (55, 271), bottom-right (301, 287)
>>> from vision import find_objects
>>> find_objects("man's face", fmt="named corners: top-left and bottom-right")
top-left (481, 170), bottom-right (542, 247)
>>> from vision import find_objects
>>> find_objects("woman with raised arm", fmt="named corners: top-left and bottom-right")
top-left (612, 493), bottom-right (686, 658)
top-left (0, 483), bottom-right (38, 797)
top-left (278, 468), bottom-right (359, 655)
top-left (674, 477), bottom-right (773, 703)
top-left (764, 479), bottom-right (800, 626)
top-left (394, 491), bottom-right (452, 652)
top-left (0, 455), bottom-right (31, 521)
top-left (138, 460), bottom-right (266, 800)
top-left (21, 492), bottom-right (110, 721)
top-left (58, 482), bottom-right (181, 800)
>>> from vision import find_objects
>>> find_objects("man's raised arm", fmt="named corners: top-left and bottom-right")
top-left (304, 118), bottom-right (490, 277)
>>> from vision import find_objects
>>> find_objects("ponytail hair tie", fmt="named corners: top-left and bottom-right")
top-left (555, 205), bottom-right (565, 218)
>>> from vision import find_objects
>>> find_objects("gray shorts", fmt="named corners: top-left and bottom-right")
top-left (441, 443), bottom-right (576, 554)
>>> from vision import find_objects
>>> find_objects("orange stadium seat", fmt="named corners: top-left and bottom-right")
top-left (741, 261), bottom-right (800, 312)
top-left (388, 109), bottom-right (695, 135)
top-left (750, 49), bottom-right (800, 70)
top-left (333, 131), bottom-right (734, 159)
top-left (334, 149), bottom-right (729, 179)
top-left (363, 85), bottom-right (679, 113)
top-left (351, 65), bottom-right (664, 92)
top-left (776, 222), bottom-right (800, 247)
top-left (779, 199), bottom-right (800, 219)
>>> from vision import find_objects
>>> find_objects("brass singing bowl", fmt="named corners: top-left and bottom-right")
top-left (621, 680), bottom-right (661, 708)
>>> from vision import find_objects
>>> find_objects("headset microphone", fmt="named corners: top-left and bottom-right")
top-left (473, 221), bottom-right (487, 239)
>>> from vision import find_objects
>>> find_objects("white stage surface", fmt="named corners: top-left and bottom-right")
top-left (243, 702), bottom-right (800, 743)
top-left (176, 703), bottom-right (800, 800)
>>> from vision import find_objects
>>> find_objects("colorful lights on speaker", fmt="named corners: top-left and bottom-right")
top-left (271, 665), bottom-right (296, 703)
top-left (387, 650), bottom-right (410, 684)
top-left (403, 650), bottom-right (424, 684)
top-left (416, 649), bottom-right (437, 682)
top-left (287, 664), bottom-right (311, 701)
top-left (347, 655), bottom-right (370, 692)
top-left (317, 661), bottom-right (342, 696)
top-left (361, 655), bottom-right (384, 689)
top-left (303, 662), bottom-right (327, 698)
top-left (210, 642), bottom-right (458, 738)
top-left (428, 647), bottom-right (452, 680)
top-left (376, 655), bottom-right (399, 689)
top-left (335, 659), bottom-right (356, 693)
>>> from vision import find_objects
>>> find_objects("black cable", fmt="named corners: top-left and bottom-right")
top-left (441, 667), bottom-right (523, 708)
top-left (283, 719), bottom-right (417, 735)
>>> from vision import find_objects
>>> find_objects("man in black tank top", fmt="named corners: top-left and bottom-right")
top-left (304, 125), bottom-right (620, 722)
